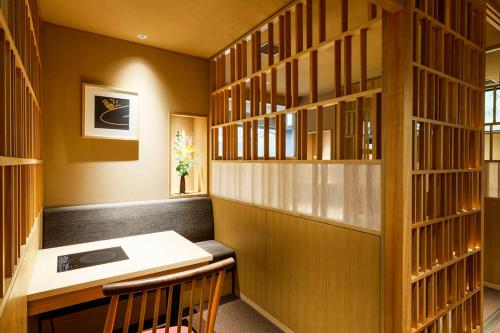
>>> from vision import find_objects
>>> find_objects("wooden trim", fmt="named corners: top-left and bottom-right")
top-left (211, 159), bottom-right (382, 165)
top-left (239, 294), bottom-right (294, 333)
top-left (0, 157), bottom-right (42, 166)
top-left (211, 88), bottom-right (382, 128)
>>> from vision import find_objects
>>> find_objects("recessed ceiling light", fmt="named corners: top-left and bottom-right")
top-left (137, 34), bottom-right (148, 40)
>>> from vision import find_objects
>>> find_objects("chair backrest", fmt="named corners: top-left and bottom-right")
top-left (102, 258), bottom-right (234, 333)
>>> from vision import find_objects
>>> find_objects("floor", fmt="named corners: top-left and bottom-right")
top-left (196, 295), bottom-right (284, 333)
top-left (485, 287), bottom-right (500, 333)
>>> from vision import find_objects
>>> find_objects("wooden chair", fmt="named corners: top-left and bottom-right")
top-left (102, 258), bottom-right (235, 333)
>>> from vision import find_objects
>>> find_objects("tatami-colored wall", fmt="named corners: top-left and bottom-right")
top-left (42, 23), bottom-right (208, 207)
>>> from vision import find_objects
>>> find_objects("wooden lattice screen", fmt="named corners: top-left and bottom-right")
top-left (0, 0), bottom-right (43, 298)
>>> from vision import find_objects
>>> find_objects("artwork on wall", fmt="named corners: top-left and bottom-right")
top-left (82, 83), bottom-right (138, 140)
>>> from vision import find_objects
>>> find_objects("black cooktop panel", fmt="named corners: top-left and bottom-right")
top-left (57, 246), bottom-right (129, 272)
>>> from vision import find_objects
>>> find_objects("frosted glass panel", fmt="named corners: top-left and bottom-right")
top-left (294, 164), bottom-right (313, 214)
top-left (240, 163), bottom-right (253, 202)
top-left (326, 164), bottom-right (344, 221)
top-left (252, 163), bottom-right (263, 205)
top-left (211, 161), bottom-right (381, 231)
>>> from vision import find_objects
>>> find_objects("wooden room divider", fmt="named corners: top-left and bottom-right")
top-left (0, 0), bottom-right (42, 331)
top-left (209, 0), bottom-right (486, 332)
top-left (384, 0), bottom-right (485, 332)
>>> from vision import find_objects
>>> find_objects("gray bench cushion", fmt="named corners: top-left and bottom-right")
top-left (196, 240), bottom-right (235, 262)
top-left (43, 198), bottom-right (214, 248)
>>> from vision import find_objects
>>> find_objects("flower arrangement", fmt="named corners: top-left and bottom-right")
top-left (173, 131), bottom-right (198, 193)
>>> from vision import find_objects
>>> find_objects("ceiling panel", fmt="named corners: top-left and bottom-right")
top-left (39, 0), bottom-right (291, 58)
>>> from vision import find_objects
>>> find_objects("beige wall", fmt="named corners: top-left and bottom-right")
top-left (42, 24), bottom-right (208, 207)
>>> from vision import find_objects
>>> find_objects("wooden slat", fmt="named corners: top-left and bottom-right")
top-left (335, 40), bottom-right (342, 97)
top-left (310, 50), bottom-right (318, 103)
top-left (210, 17), bottom-right (382, 96)
top-left (319, 0), bottom-right (326, 42)
top-left (360, 28), bottom-right (368, 92)
top-left (268, 22), bottom-right (274, 67)
top-left (279, 15), bottom-right (285, 61)
top-left (336, 102), bottom-right (345, 159)
top-left (306, 0), bottom-right (313, 49)
top-left (295, 3), bottom-right (303, 53)
top-left (341, 0), bottom-right (348, 32)
top-left (316, 106), bottom-right (323, 160)
top-left (230, 47), bottom-right (235, 83)
top-left (355, 97), bottom-right (363, 159)
top-left (344, 35), bottom-right (352, 95)
top-left (285, 11), bottom-right (291, 58)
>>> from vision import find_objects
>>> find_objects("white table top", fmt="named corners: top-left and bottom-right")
top-left (27, 231), bottom-right (212, 301)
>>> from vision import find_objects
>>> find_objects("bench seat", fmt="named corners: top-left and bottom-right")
top-left (43, 198), bottom-right (235, 263)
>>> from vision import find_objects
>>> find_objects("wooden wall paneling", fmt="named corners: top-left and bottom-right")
top-left (212, 197), bottom-right (266, 307)
top-left (484, 199), bottom-right (500, 286)
top-left (262, 208), bottom-right (381, 332)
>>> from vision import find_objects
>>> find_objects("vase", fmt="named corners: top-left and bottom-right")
top-left (179, 175), bottom-right (186, 194)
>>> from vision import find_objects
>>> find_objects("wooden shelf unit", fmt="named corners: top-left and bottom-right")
top-left (0, 0), bottom-right (42, 304)
top-left (409, 0), bottom-right (484, 331)
top-left (209, 0), bottom-right (382, 162)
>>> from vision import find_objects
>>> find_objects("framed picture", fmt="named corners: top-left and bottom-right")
top-left (82, 83), bottom-right (138, 140)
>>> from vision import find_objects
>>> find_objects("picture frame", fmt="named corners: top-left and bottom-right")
top-left (82, 83), bottom-right (139, 140)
